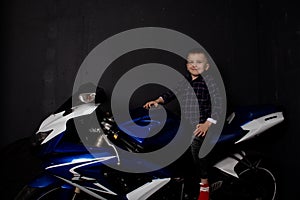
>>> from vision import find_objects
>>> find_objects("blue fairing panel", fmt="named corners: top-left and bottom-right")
top-left (216, 105), bottom-right (280, 144)
top-left (230, 105), bottom-right (280, 127)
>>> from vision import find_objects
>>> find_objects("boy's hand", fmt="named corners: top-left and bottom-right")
top-left (193, 121), bottom-right (212, 137)
top-left (143, 97), bottom-right (164, 109)
top-left (143, 101), bottom-right (159, 109)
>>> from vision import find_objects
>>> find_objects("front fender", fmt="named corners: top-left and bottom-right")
top-left (28, 173), bottom-right (73, 190)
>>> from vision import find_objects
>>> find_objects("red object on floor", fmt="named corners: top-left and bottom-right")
top-left (198, 183), bottom-right (209, 200)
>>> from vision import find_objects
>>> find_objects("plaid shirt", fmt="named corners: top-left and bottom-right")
top-left (161, 74), bottom-right (211, 126)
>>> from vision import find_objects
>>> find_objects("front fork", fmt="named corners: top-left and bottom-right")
top-left (72, 187), bottom-right (81, 200)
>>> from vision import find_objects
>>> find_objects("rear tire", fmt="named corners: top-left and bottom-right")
top-left (231, 152), bottom-right (279, 200)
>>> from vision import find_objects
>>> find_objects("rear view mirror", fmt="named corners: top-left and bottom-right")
top-left (77, 83), bottom-right (107, 104)
top-left (79, 93), bottom-right (96, 103)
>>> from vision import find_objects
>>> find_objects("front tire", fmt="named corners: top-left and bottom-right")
top-left (14, 185), bottom-right (76, 200)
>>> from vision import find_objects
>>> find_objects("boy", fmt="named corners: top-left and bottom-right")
top-left (143, 49), bottom-right (216, 200)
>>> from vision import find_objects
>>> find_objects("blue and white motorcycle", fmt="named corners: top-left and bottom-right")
top-left (15, 88), bottom-right (284, 200)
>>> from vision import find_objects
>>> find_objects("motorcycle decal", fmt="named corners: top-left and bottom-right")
top-left (80, 176), bottom-right (96, 181)
top-left (68, 157), bottom-right (116, 178)
top-left (213, 152), bottom-right (245, 178)
top-left (236, 112), bottom-right (284, 143)
top-left (126, 178), bottom-right (171, 200)
top-left (55, 176), bottom-right (109, 200)
top-left (45, 156), bottom-right (116, 171)
top-left (210, 180), bottom-right (223, 192)
top-left (37, 103), bottom-right (99, 144)
top-left (46, 156), bottom-right (117, 198)
top-left (86, 183), bottom-right (117, 195)
top-left (46, 156), bottom-right (115, 179)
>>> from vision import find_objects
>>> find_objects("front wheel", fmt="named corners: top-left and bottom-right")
top-left (14, 185), bottom-right (80, 200)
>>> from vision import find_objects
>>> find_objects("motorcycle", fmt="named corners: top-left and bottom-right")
top-left (15, 87), bottom-right (284, 200)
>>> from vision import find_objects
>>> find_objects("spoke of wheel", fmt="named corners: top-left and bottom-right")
top-left (253, 159), bottom-right (262, 168)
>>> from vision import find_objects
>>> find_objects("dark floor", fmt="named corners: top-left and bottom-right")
top-left (0, 138), bottom-right (42, 200)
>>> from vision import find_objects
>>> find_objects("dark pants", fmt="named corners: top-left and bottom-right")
top-left (191, 136), bottom-right (208, 180)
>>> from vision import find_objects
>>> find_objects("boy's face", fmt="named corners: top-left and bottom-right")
top-left (186, 53), bottom-right (209, 77)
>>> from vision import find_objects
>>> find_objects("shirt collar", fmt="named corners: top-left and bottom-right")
top-left (186, 73), bottom-right (204, 83)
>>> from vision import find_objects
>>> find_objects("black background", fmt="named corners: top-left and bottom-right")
top-left (1, 0), bottom-right (299, 199)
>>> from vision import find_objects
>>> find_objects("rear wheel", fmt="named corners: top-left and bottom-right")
top-left (237, 166), bottom-right (277, 200)
top-left (230, 153), bottom-right (279, 200)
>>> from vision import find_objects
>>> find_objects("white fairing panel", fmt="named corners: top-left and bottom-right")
top-left (213, 152), bottom-right (245, 178)
top-left (55, 176), bottom-right (108, 200)
top-left (126, 178), bottom-right (171, 200)
top-left (37, 103), bottom-right (99, 144)
top-left (235, 112), bottom-right (284, 144)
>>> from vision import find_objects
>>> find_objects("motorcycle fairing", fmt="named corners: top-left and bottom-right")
top-left (42, 150), bottom-right (171, 199)
top-left (236, 111), bottom-right (284, 143)
top-left (126, 178), bottom-right (171, 200)
top-left (37, 103), bottom-right (99, 144)
top-left (217, 105), bottom-right (283, 144)
top-left (213, 151), bottom-right (245, 178)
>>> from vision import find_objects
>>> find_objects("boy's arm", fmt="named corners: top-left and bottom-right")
top-left (144, 78), bottom-right (186, 109)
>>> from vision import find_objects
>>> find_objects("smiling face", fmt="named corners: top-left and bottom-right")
top-left (186, 53), bottom-right (210, 80)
